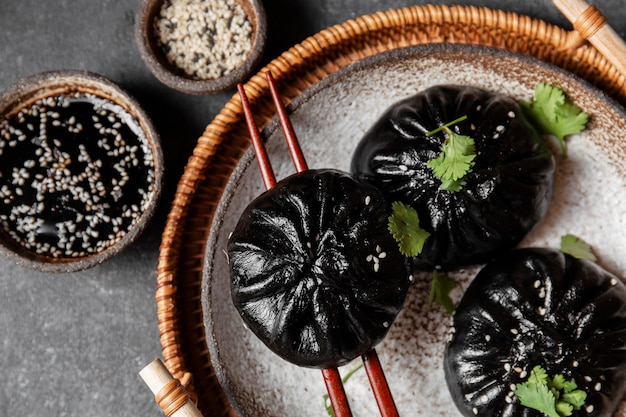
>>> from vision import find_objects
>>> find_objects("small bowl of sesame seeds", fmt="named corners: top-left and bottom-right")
top-left (0, 70), bottom-right (164, 272)
top-left (135, 0), bottom-right (267, 95)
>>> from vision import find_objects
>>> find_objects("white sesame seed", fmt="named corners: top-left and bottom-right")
top-left (153, 0), bottom-right (253, 80)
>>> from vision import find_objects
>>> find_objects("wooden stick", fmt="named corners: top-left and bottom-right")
top-left (241, 76), bottom-right (400, 417)
top-left (553, 0), bottom-right (626, 77)
top-left (362, 350), bottom-right (399, 417)
top-left (322, 368), bottom-right (354, 417)
top-left (237, 83), bottom-right (276, 190)
top-left (266, 71), bottom-right (309, 173)
top-left (260, 75), bottom-right (354, 416)
top-left (139, 359), bottom-right (202, 417)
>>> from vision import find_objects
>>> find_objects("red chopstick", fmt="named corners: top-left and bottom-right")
top-left (266, 71), bottom-right (308, 172)
top-left (362, 349), bottom-right (398, 417)
top-left (237, 73), bottom-right (399, 417)
top-left (322, 368), bottom-right (354, 417)
top-left (237, 83), bottom-right (276, 189)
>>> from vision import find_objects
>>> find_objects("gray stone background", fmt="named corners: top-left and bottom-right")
top-left (0, 0), bottom-right (623, 416)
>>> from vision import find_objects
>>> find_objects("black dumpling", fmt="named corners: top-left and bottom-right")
top-left (444, 248), bottom-right (626, 417)
top-left (351, 85), bottom-right (556, 270)
top-left (228, 169), bottom-right (410, 369)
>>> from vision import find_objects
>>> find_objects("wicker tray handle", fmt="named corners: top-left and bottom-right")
top-left (149, 5), bottom-right (626, 417)
top-left (140, 359), bottom-right (202, 417)
top-left (554, 0), bottom-right (626, 77)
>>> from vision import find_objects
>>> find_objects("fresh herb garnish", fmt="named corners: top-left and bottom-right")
top-left (428, 269), bottom-right (457, 313)
top-left (388, 201), bottom-right (430, 257)
top-left (387, 204), bottom-right (456, 312)
top-left (323, 362), bottom-right (364, 416)
top-left (426, 116), bottom-right (476, 192)
top-left (425, 115), bottom-right (468, 137)
top-left (560, 234), bottom-right (597, 262)
top-left (521, 83), bottom-right (589, 158)
top-left (514, 365), bottom-right (587, 417)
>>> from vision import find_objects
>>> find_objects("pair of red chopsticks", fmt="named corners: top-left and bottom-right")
top-left (237, 72), bottom-right (399, 417)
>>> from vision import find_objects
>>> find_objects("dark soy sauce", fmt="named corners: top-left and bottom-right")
top-left (0, 92), bottom-right (156, 258)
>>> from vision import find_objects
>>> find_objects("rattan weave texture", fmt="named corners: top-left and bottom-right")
top-left (154, 5), bottom-right (626, 416)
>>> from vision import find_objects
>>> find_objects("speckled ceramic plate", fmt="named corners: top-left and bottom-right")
top-left (202, 44), bottom-right (626, 417)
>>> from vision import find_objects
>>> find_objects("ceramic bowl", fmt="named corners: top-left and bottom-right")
top-left (0, 70), bottom-right (163, 272)
top-left (202, 44), bottom-right (626, 416)
top-left (135, 0), bottom-right (267, 94)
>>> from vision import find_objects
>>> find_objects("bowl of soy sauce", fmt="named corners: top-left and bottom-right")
top-left (0, 70), bottom-right (163, 272)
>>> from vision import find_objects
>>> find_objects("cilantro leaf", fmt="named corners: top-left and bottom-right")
top-left (556, 401), bottom-right (574, 417)
top-left (521, 83), bottom-right (589, 158)
top-left (514, 365), bottom-right (587, 417)
top-left (515, 381), bottom-right (561, 417)
top-left (528, 365), bottom-right (549, 385)
top-left (427, 126), bottom-right (476, 192)
top-left (388, 201), bottom-right (430, 257)
top-left (551, 374), bottom-right (574, 392)
top-left (439, 178), bottom-right (466, 193)
top-left (560, 234), bottom-right (597, 262)
top-left (561, 390), bottom-right (587, 410)
top-left (428, 270), bottom-right (457, 313)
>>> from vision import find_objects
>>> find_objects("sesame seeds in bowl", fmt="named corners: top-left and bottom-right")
top-left (135, 0), bottom-right (267, 94)
top-left (0, 70), bottom-right (163, 272)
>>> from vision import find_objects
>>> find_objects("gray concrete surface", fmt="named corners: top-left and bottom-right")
top-left (0, 0), bottom-right (623, 416)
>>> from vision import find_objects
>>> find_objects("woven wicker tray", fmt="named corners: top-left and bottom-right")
top-left (154, 4), bottom-right (626, 416)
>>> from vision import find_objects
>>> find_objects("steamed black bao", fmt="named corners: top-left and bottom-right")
top-left (445, 248), bottom-right (626, 417)
top-left (227, 169), bottom-right (410, 369)
top-left (351, 85), bottom-right (556, 271)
